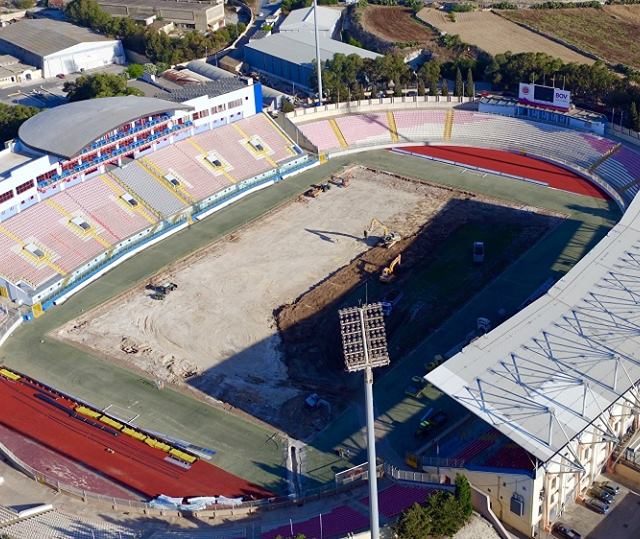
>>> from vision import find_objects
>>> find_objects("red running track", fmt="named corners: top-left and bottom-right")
top-left (0, 423), bottom-right (139, 499)
top-left (0, 377), bottom-right (272, 499)
top-left (399, 145), bottom-right (609, 200)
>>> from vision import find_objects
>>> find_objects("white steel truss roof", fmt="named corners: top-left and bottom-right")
top-left (427, 195), bottom-right (640, 464)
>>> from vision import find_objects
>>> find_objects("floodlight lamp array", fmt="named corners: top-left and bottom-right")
top-left (339, 303), bottom-right (390, 372)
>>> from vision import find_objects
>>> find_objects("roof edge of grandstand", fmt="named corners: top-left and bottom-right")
top-left (18, 96), bottom-right (192, 159)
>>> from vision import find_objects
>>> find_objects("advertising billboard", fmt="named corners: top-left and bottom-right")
top-left (518, 83), bottom-right (571, 111)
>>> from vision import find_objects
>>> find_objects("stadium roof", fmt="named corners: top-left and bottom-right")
top-left (245, 33), bottom-right (380, 67)
top-left (0, 19), bottom-right (114, 58)
top-left (159, 79), bottom-right (248, 103)
top-left (427, 196), bottom-right (640, 468)
top-left (19, 96), bottom-right (189, 159)
top-left (279, 6), bottom-right (341, 34)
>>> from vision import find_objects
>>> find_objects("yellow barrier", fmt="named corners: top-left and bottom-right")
top-left (169, 448), bottom-right (196, 464)
top-left (99, 416), bottom-right (123, 430)
top-left (0, 368), bottom-right (20, 381)
top-left (145, 438), bottom-right (171, 452)
top-left (75, 406), bottom-right (102, 419)
top-left (122, 426), bottom-right (147, 441)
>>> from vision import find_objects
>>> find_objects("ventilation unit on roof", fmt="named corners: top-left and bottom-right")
top-left (121, 193), bottom-right (138, 206)
top-left (164, 173), bottom-right (181, 187)
top-left (23, 243), bottom-right (44, 258)
top-left (249, 138), bottom-right (264, 152)
top-left (205, 152), bottom-right (223, 167)
top-left (70, 216), bottom-right (91, 231)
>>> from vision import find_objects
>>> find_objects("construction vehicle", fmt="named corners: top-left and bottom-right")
top-left (304, 186), bottom-right (321, 198)
top-left (380, 254), bottom-right (401, 283)
top-left (364, 218), bottom-right (401, 249)
top-left (145, 282), bottom-right (177, 295)
top-left (329, 175), bottom-right (350, 188)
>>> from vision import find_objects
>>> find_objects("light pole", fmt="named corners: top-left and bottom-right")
top-left (338, 302), bottom-right (391, 539)
top-left (313, 0), bottom-right (323, 105)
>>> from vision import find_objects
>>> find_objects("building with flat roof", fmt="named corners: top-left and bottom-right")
top-left (278, 5), bottom-right (342, 38)
top-left (245, 32), bottom-right (380, 91)
top-left (97, 0), bottom-right (225, 32)
top-left (0, 19), bottom-right (124, 78)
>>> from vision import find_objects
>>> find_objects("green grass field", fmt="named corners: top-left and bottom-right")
top-left (0, 151), bottom-right (620, 494)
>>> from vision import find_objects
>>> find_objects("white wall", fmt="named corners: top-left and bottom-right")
top-left (42, 40), bottom-right (125, 78)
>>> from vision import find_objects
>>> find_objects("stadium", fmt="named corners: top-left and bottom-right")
top-left (0, 76), bottom-right (638, 539)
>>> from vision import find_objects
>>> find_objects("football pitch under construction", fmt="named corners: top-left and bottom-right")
top-left (0, 151), bottom-right (620, 493)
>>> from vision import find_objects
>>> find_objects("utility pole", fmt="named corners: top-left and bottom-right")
top-left (313, 0), bottom-right (323, 105)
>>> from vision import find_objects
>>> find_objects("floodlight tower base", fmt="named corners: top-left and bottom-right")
top-left (364, 366), bottom-right (380, 539)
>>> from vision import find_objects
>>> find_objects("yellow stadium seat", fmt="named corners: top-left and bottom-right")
top-left (75, 406), bottom-right (102, 419)
top-left (144, 438), bottom-right (171, 452)
top-left (0, 368), bottom-right (20, 381)
top-left (169, 448), bottom-right (197, 464)
top-left (99, 416), bottom-right (123, 430)
top-left (122, 426), bottom-right (147, 441)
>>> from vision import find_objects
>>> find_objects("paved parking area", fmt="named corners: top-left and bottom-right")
top-left (552, 474), bottom-right (640, 539)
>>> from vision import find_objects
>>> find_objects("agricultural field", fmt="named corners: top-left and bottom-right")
top-left (361, 6), bottom-right (436, 44)
top-left (418, 8), bottom-right (593, 64)
top-left (501, 5), bottom-right (640, 68)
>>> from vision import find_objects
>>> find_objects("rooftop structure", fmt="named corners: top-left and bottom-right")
top-left (0, 19), bottom-right (112, 57)
top-left (159, 78), bottom-right (249, 103)
top-left (279, 5), bottom-right (342, 37)
top-left (0, 19), bottom-right (124, 78)
top-left (97, 0), bottom-right (225, 32)
top-left (245, 33), bottom-right (380, 90)
top-left (18, 96), bottom-right (189, 158)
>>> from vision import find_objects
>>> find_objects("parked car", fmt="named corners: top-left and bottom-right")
top-left (589, 486), bottom-right (614, 504)
top-left (415, 410), bottom-right (448, 437)
top-left (552, 522), bottom-right (582, 539)
top-left (598, 481), bottom-right (620, 496)
top-left (584, 497), bottom-right (609, 514)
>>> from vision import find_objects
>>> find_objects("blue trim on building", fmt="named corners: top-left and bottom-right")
top-left (253, 82), bottom-right (264, 113)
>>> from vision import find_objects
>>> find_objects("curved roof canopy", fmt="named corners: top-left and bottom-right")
top-left (18, 96), bottom-right (190, 159)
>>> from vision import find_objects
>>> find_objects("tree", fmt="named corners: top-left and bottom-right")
top-left (281, 99), bottom-right (295, 113)
top-left (63, 73), bottom-right (144, 101)
top-left (630, 102), bottom-right (640, 132)
top-left (454, 67), bottom-right (464, 97)
top-left (126, 63), bottom-right (145, 79)
top-left (425, 490), bottom-right (463, 537)
top-left (466, 67), bottom-right (475, 98)
top-left (0, 103), bottom-right (39, 145)
top-left (455, 474), bottom-right (473, 521)
top-left (441, 81), bottom-right (449, 97)
top-left (406, 0), bottom-right (423, 12)
top-left (12, 0), bottom-right (35, 8)
top-left (395, 502), bottom-right (431, 539)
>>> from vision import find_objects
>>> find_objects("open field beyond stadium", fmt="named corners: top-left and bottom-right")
top-left (501, 5), bottom-right (640, 68)
top-left (0, 151), bottom-right (621, 493)
top-left (418, 9), bottom-right (593, 64)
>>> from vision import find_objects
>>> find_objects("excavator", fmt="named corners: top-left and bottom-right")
top-left (364, 218), bottom-right (401, 249)
top-left (380, 254), bottom-right (401, 283)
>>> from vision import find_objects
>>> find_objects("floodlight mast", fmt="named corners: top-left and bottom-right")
top-left (313, 0), bottom-right (323, 105)
top-left (339, 303), bottom-right (390, 539)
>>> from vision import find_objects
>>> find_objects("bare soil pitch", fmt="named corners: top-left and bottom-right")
top-left (55, 167), bottom-right (559, 439)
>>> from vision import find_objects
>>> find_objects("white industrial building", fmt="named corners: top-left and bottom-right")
top-left (278, 5), bottom-right (341, 38)
top-left (426, 203), bottom-right (640, 537)
top-left (0, 19), bottom-right (125, 78)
